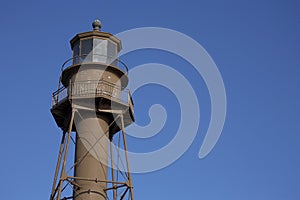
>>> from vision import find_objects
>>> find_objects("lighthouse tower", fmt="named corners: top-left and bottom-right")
top-left (50, 20), bottom-right (135, 200)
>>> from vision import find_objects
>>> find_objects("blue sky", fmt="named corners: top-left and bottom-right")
top-left (0, 0), bottom-right (299, 199)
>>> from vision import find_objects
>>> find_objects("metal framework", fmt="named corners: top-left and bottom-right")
top-left (50, 104), bottom-right (134, 200)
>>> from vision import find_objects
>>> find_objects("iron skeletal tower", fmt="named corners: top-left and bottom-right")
top-left (50, 20), bottom-right (135, 200)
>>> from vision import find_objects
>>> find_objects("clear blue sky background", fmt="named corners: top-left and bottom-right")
top-left (0, 0), bottom-right (299, 199)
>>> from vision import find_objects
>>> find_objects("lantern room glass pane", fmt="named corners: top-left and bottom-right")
top-left (93, 39), bottom-right (107, 63)
top-left (73, 41), bottom-right (80, 64)
top-left (74, 38), bottom-right (118, 65)
top-left (107, 41), bottom-right (117, 65)
top-left (81, 39), bottom-right (93, 63)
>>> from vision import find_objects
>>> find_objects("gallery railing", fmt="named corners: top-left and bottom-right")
top-left (52, 80), bottom-right (132, 107)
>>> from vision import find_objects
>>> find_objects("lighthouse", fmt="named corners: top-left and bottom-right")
top-left (50, 20), bottom-right (135, 200)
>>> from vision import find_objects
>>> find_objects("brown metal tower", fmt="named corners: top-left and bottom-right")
top-left (50, 20), bottom-right (135, 200)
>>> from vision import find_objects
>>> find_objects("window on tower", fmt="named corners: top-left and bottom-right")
top-left (81, 39), bottom-right (93, 63)
top-left (107, 41), bottom-right (117, 66)
top-left (93, 39), bottom-right (107, 63)
top-left (72, 38), bottom-right (119, 65)
top-left (73, 41), bottom-right (80, 64)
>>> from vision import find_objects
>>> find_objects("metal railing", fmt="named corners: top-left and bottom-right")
top-left (52, 80), bottom-right (131, 107)
top-left (61, 54), bottom-right (129, 74)
top-left (52, 86), bottom-right (68, 106)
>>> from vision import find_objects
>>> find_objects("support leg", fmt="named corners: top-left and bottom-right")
top-left (120, 114), bottom-right (134, 200)
top-left (50, 131), bottom-right (66, 200)
top-left (56, 109), bottom-right (75, 200)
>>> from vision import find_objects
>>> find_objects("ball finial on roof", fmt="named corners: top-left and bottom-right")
top-left (92, 19), bottom-right (102, 31)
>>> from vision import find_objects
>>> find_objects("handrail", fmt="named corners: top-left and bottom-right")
top-left (128, 90), bottom-right (135, 117)
top-left (52, 86), bottom-right (68, 106)
top-left (61, 54), bottom-right (129, 74)
top-left (72, 79), bottom-right (122, 89)
top-left (52, 80), bottom-right (130, 107)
